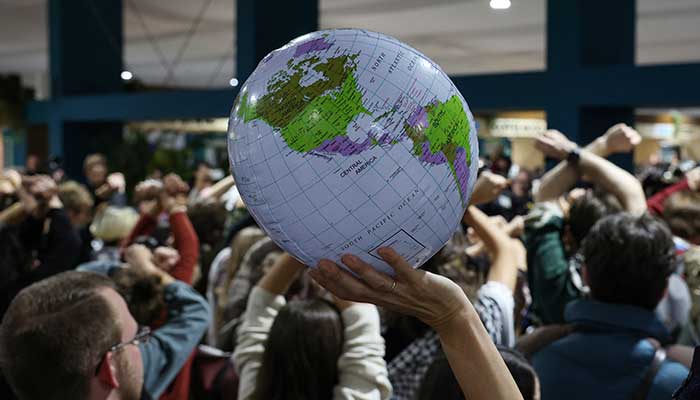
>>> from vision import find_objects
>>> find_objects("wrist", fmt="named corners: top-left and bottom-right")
top-left (566, 146), bottom-right (581, 166)
top-left (168, 205), bottom-right (187, 214)
top-left (588, 136), bottom-right (610, 157)
top-left (432, 300), bottom-right (478, 337)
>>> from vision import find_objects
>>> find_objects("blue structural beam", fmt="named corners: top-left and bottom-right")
top-left (544, 0), bottom-right (636, 169)
top-left (452, 63), bottom-right (700, 110)
top-left (28, 89), bottom-right (239, 123)
top-left (47, 0), bottom-right (124, 176)
top-left (49, 0), bottom-right (123, 96)
top-left (237, 0), bottom-right (318, 82)
top-left (27, 62), bottom-right (700, 124)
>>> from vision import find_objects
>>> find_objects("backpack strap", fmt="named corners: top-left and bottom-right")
top-left (628, 341), bottom-right (667, 400)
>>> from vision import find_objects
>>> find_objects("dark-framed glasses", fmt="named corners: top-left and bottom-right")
top-left (94, 326), bottom-right (151, 376)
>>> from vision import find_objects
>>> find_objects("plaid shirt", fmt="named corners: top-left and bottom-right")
top-left (387, 281), bottom-right (514, 399)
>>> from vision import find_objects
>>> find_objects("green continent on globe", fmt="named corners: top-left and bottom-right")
top-left (235, 53), bottom-right (370, 153)
top-left (404, 94), bottom-right (472, 203)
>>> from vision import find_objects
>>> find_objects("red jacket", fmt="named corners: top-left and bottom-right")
top-left (126, 211), bottom-right (200, 400)
top-left (126, 211), bottom-right (199, 284)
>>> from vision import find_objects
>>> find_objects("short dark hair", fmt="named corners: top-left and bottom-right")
top-left (499, 347), bottom-right (538, 400)
top-left (581, 213), bottom-right (676, 309)
top-left (253, 299), bottom-right (344, 400)
top-left (417, 348), bottom-right (538, 400)
top-left (0, 271), bottom-right (120, 400)
top-left (568, 189), bottom-right (622, 246)
top-left (663, 191), bottom-right (700, 242)
top-left (187, 200), bottom-right (227, 248)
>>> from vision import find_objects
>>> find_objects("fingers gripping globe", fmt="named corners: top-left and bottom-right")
top-left (228, 29), bottom-right (478, 274)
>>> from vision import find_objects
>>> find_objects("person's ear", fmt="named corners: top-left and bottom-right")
top-left (97, 352), bottom-right (120, 389)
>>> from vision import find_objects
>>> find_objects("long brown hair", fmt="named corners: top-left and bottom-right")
top-left (253, 298), bottom-right (344, 400)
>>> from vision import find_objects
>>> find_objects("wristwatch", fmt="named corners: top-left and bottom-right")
top-left (567, 147), bottom-right (581, 165)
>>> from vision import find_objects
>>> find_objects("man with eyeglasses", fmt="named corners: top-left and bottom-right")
top-left (0, 244), bottom-right (209, 400)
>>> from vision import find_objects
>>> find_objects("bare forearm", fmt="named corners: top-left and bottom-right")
top-left (464, 207), bottom-right (511, 253)
top-left (206, 175), bottom-right (235, 199)
top-left (534, 161), bottom-right (577, 203)
top-left (534, 137), bottom-right (609, 203)
top-left (257, 253), bottom-right (306, 295)
top-left (436, 305), bottom-right (523, 400)
top-left (463, 207), bottom-right (518, 291)
top-left (579, 150), bottom-right (646, 214)
top-left (0, 202), bottom-right (26, 225)
top-left (585, 136), bottom-right (610, 157)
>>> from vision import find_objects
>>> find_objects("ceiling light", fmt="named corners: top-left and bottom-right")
top-left (121, 70), bottom-right (133, 81)
top-left (490, 0), bottom-right (511, 10)
top-left (229, 78), bottom-right (239, 87)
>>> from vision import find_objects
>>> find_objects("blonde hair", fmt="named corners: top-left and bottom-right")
top-left (90, 206), bottom-right (139, 243)
top-left (58, 181), bottom-right (94, 213)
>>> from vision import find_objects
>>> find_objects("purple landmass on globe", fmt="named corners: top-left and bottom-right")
top-left (293, 37), bottom-right (333, 57)
top-left (406, 105), bottom-right (428, 129)
top-left (453, 147), bottom-right (471, 199)
top-left (315, 135), bottom-right (372, 156)
top-left (419, 142), bottom-right (447, 165)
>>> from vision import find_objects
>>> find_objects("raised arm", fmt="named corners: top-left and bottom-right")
top-left (161, 188), bottom-right (199, 284)
top-left (463, 206), bottom-right (522, 292)
top-left (469, 170), bottom-right (509, 206)
top-left (233, 253), bottom-right (307, 399)
top-left (535, 123), bottom-right (641, 203)
top-left (123, 245), bottom-right (210, 399)
top-left (309, 249), bottom-right (523, 400)
top-left (535, 128), bottom-right (646, 215)
top-left (257, 253), bottom-right (306, 294)
top-left (200, 175), bottom-right (235, 201)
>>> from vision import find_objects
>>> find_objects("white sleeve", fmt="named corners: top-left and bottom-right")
top-left (334, 303), bottom-right (393, 400)
top-left (232, 286), bottom-right (286, 400)
top-left (206, 247), bottom-right (231, 345)
top-left (475, 281), bottom-right (516, 348)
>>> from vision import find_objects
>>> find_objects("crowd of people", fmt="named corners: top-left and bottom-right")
top-left (2, 122), bottom-right (700, 399)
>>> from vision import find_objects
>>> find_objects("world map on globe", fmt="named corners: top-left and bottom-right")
top-left (228, 29), bottom-right (478, 273)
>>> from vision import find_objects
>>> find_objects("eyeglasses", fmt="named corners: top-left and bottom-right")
top-left (94, 326), bottom-right (151, 376)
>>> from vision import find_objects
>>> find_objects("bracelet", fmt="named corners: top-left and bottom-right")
top-left (567, 147), bottom-right (582, 165)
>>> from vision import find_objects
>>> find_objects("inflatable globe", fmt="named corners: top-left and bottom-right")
top-left (228, 29), bottom-right (478, 274)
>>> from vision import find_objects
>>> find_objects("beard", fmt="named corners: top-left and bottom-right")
top-left (115, 351), bottom-right (142, 400)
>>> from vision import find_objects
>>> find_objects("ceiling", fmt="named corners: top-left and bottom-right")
top-left (0, 0), bottom-right (699, 97)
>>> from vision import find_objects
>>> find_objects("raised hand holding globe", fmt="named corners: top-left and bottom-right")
top-left (228, 29), bottom-right (478, 274)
